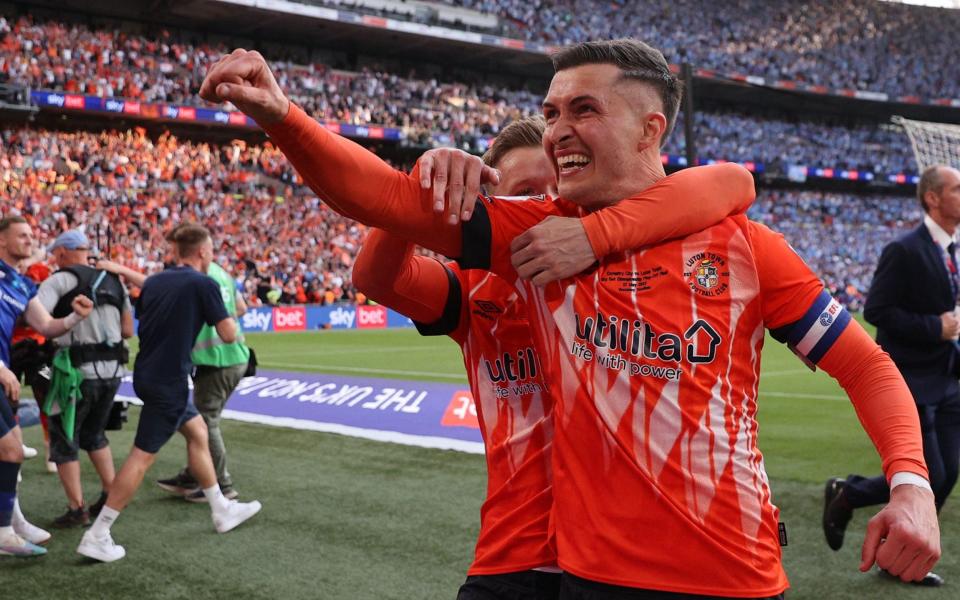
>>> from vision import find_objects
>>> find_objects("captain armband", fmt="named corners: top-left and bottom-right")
top-left (770, 290), bottom-right (852, 370)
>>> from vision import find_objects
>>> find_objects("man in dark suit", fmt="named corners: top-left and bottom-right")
top-left (823, 165), bottom-right (960, 587)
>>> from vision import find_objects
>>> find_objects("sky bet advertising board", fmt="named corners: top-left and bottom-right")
top-left (240, 305), bottom-right (412, 333)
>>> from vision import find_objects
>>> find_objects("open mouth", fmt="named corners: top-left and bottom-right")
top-left (556, 153), bottom-right (592, 178)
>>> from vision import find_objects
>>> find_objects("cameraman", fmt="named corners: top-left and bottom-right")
top-left (37, 230), bottom-right (133, 528)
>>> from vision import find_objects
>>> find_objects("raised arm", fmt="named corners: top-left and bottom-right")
top-left (353, 229), bottom-right (452, 325)
top-left (200, 50), bottom-right (462, 257)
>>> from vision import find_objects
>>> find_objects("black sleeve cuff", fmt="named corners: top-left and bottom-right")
top-left (413, 264), bottom-right (463, 337)
top-left (456, 198), bottom-right (492, 271)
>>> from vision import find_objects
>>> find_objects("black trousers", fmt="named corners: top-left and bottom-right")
top-left (457, 570), bottom-right (562, 600)
top-left (559, 574), bottom-right (785, 600)
top-left (845, 385), bottom-right (960, 511)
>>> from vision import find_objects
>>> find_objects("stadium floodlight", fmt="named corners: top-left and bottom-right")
top-left (893, 115), bottom-right (960, 172)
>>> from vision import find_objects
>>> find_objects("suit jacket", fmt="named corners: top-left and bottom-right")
top-left (864, 224), bottom-right (960, 403)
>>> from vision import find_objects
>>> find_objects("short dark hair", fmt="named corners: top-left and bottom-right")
top-left (482, 116), bottom-right (546, 168)
top-left (0, 215), bottom-right (27, 233)
top-left (918, 165), bottom-right (947, 213)
top-left (551, 38), bottom-right (682, 147)
top-left (173, 223), bottom-right (212, 258)
top-left (164, 222), bottom-right (188, 243)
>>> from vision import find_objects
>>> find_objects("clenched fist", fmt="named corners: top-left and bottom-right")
top-left (200, 49), bottom-right (290, 125)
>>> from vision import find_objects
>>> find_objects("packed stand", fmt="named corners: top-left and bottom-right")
top-left (0, 126), bottom-right (371, 308)
top-left (748, 190), bottom-right (920, 311)
top-left (665, 109), bottom-right (917, 174)
top-left (0, 15), bottom-right (541, 153)
top-left (0, 121), bottom-right (921, 312)
top-left (445, 0), bottom-right (960, 100)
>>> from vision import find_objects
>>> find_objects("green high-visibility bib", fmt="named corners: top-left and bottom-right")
top-left (191, 262), bottom-right (250, 368)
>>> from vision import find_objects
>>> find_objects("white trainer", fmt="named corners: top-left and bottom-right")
top-left (0, 531), bottom-right (47, 557)
top-left (21, 444), bottom-right (38, 459)
top-left (77, 530), bottom-right (126, 562)
top-left (13, 516), bottom-right (51, 545)
top-left (213, 499), bottom-right (262, 534)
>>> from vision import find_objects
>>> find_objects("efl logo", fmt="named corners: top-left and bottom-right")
top-left (273, 306), bottom-right (306, 332)
top-left (440, 391), bottom-right (479, 429)
top-left (357, 305), bottom-right (387, 329)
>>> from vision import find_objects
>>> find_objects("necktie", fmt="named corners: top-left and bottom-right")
top-left (947, 242), bottom-right (959, 299)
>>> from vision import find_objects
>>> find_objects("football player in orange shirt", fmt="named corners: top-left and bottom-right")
top-left (353, 117), bottom-right (755, 599)
top-left (202, 39), bottom-right (939, 598)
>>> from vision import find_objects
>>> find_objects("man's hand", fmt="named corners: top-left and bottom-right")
top-left (199, 49), bottom-right (289, 125)
top-left (510, 216), bottom-right (597, 285)
top-left (860, 484), bottom-right (940, 582)
top-left (71, 294), bottom-right (94, 317)
top-left (419, 148), bottom-right (499, 224)
top-left (939, 311), bottom-right (960, 340)
top-left (0, 365), bottom-right (20, 404)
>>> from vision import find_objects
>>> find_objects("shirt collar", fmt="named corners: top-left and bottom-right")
top-left (924, 214), bottom-right (957, 251)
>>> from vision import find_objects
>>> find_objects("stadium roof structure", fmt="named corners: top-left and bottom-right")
top-left (883, 0), bottom-right (960, 7)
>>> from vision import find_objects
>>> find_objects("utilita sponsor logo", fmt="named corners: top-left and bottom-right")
top-left (274, 307), bottom-right (306, 331)
top-left (574, 311), bottom-right (721, 364)
top-left (484, 347), bottom-right (537, 383)
top-left (329, 307), bottom-right (356, 328)
top-left (357, 305), bottom-right (387, 329)
top-left (242, 309), bottom-right (272, 332)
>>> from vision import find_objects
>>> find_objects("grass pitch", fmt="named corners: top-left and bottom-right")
top-left (6, 327), bottom-right (958, 599)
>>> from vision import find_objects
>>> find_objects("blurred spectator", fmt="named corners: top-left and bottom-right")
top-left (666, 109), bottom-right (917, 174)
top-left (0, 126), bottom-right (373, 306)
top-left (748, 190), bottom-right (921, 311)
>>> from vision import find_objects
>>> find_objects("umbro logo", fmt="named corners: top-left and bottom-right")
top-left (474, 300), bottom-right (503, 314)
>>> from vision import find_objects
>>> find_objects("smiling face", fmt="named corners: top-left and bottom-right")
top-left (542, 63), bottom-right (667, 209)
top-left (0, 221), bottom-right (35, 263)
top-left (488, 146), bottom-right (558, 198)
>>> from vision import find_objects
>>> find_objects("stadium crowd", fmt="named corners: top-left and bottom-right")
top-left (446, 0), bottom-right (960, 100)
top-left (666, 110), bottom-right (916, 174)
top-left (0, 126), bottom-right (368, 308)
top-left (0, 14), bottom-right (932, 172)
top-left (748, 190), bottom-right (920, 312)
top-left (0, 15), bottom-right (540, 153)
top-left (0, 122), bottom-right (918, 312)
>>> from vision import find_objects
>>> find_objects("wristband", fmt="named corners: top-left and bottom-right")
top-left (890, 471), bottom-right (933, 492)
top-left (63, 311), bottom-right (83, 330)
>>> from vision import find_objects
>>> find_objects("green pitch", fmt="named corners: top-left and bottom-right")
top-left (7, 327), bottom-right (957, 599)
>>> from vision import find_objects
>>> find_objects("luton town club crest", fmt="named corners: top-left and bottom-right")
top-left (683, 252), bottom-right (730, 297)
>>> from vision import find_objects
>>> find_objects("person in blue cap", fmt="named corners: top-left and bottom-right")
top-left (0, 216), bottom-right (93, 557)
top-left (37, 229), bottom-right (134, 529)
